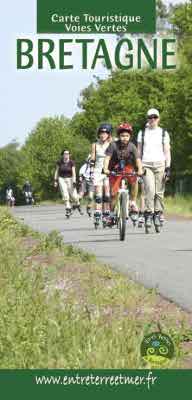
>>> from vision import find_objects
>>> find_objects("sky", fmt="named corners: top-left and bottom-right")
top-left (0, 0), bottom-right (189, 147)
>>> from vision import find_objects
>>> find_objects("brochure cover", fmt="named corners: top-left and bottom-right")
top-left (1, 0), bottom-right (192, 397)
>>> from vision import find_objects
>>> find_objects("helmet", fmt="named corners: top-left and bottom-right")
top-left (117, 123), bottom-right (133, 136)
top-left (97, 123), bottom-right (113, 136)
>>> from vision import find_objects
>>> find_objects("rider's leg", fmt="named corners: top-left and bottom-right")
top-left (94, 186), bottom-right (102, 212)
top-left (143, 166), bottom-right (155, 213)
top-left (70, 180), bottom-right (84, 215)
top-left (138, 182), bottom-right (145, 224)
top-left (103, 177), bottom-right (110, 214)
top-left (154, 165), bottom-right (165, 213)
top-left (130, 181), bottom-right (139, 211)
top-left (94, 186), bottom-right (102, 219)
top-left (143, 166), bottom-right (155, 225)
top-left (59, 177), bottom-right (71, 209)
top-left (140, 182), bottom-right (145, 212)
top-left (87, 186), bottom-right (94, 215)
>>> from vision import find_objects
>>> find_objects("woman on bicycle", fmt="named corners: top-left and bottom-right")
top-left (91, 123), bottom-right (112, 223)
top-left (103, 123), bottom-right (143, 219)
top-left (54, 149), bottom-right (83, 217)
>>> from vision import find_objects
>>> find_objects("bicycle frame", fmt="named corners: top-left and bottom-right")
top-left (110, 171), bottom-right (137, 240)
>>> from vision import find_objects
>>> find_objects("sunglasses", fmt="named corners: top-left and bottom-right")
top-left (148, 115), bottom-right (159, 120)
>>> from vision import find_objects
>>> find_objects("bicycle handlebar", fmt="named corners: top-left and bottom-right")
top-left (108, 170), bottom-right (146, 178)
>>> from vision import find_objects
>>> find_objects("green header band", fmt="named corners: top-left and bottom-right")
top-left (37, 0), bottom-right (156, 34)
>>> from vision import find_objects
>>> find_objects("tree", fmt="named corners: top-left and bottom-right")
top-left (70, 67), bottom-right (192, 179)
top-left (18, 116), bottom-right (90, 199)
top-left (0, 141), bottom-right (23, 202)
top-left (156, 0), bottom-right (168, 18)
top-left (170, 1), bottom-right (192, 63)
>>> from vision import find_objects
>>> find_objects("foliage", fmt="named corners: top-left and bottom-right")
top-left (0, 141), bottom-right (23, 201)
top-left (17, 116), bottom-right (90, 199)
top-left (170, 0), bottom-right (192, 64)
top-left (70, 68), bottom-right (192, 177)
top-left (0, 207), bottom-right (191, 368)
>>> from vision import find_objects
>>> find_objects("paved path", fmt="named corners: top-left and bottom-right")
top-left (13, 205), bottom-right (192, 311)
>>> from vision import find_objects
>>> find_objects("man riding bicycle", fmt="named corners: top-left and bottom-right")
top-left (103, 123), bottom-right (143, 222)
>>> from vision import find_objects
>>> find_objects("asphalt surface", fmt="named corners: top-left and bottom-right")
top-left (13, 205), bottom-right (192, 311)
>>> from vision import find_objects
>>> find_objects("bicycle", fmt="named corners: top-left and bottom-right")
top-left (109, 171), bottom-right (140, 241)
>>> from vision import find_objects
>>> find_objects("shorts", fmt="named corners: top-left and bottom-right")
top-left (109, 164), bottom-right (137, 196)
top-left (81, 179), bottom-right (94, 194)
top-left (93, 173), bottom-right (109, 187)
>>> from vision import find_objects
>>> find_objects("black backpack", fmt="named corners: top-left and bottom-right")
top-left (141, 128), bottom-right (166, 158)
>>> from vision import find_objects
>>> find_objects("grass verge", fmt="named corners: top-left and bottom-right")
top-left (165, 195), bottom-right (192, 218)
top-left (0, 207), bottom-right (192, 368)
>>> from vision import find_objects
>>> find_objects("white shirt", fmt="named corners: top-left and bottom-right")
top-left (137, 127), bottom-right (170, 163)
top-left (79, 163), bottom-right (92, 180)
top-left (94, 141), bottom-right (109, 173)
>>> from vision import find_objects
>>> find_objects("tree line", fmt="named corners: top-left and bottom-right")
top-left (1, 1), bottom-right (192, 201)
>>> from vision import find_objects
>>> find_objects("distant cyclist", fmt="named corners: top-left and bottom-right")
top-left (103, 123), bottom-right (143, 222)
top-left (54, 149), bottom-right (83, 217)
top-left (91, 123), bottom-right (112, 224)
top-left (23, 180), bottom-right (34, 205)
top-left (137, 108), bottom-right (171, 228)
top-left (78, 155), bottom-right (94, 217)
top-left (6, 185), bottom-right (15, 207)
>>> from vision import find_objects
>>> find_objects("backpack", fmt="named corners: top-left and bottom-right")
top-left (141, 128), bottom-right (166, 158)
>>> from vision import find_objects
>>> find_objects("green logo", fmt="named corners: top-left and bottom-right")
top-left (140, 332), bottom-right (175, 366)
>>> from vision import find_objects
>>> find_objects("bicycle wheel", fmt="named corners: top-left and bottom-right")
top-left (119, 192), bottom-right (127, 241)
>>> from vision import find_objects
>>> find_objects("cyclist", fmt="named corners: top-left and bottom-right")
top-left (91, 123), bottom-right (112, 224)
top-left (23, 180), bottom-right (34, 205)
top-left (103, 123), bottom-right (143, 223)
top-left (78, 155), bottom-right (94, 217)
top-left (54, 149), bottom-right (83, 217)
top-left (137, 108), bottom-right (171, 228)
top-left (6, 185), bottom-right (15, 207)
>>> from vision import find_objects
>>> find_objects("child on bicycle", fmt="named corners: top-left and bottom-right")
top-left (103, 123), bottom-right (143, 221)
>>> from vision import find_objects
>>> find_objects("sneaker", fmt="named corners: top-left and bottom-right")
top-left (94, 211), bottom-right (102, 219)
top-left (129, 202), bottom-right (139, 213)
top-left (102, 211), bottom-right (110, 219)
top-left (86, 206), bottom-right (92, 217)
top-left (153, 211), bottom-right (161, 227)
top-left (77, 205), bottom-right (84, 215)
top-left (159, 211), bottom-right (165, 225)
top-left (109, 211), bottom-right (117, 226)
top-left (138, 212), bottom-right (145, 225)
top-left (144, 211), bottom-right (153, 228)
top-left (65, 208), bottom-right (72, 217)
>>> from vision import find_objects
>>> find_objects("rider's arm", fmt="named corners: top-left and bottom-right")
top-left (72, 166), bottom-right (77, 184)
top-left (164, 142), bottom-right (171, 168)
top-left (54, 166), bottom-right (59, 181)
top-left (103, 155), bottom-right (111, 174)
top-left (91, 143), bottom-right (96, 162)
top-left (137, 143), bottom-right (142, 159)
top-left (137, 130), bottom-right (142, 159)
top-left (136, 158), bottom-right (143, 176)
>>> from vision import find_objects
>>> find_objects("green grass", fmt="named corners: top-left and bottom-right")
top-left (0, 207), bottom-right (191, 368)
top-left (165, 195), bottom-right (192, 217)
